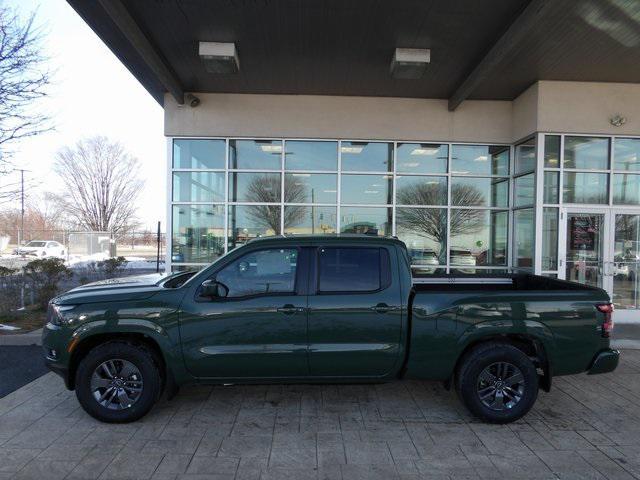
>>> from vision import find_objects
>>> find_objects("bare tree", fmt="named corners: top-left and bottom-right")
top-left (396, 183), bottom-right (486, 258)
top-left (53, 137), bottom-right (143, 233)
top-left (244, 175), bottom-right (307, 233)
top-left (0, 5), bottom-right (50, 177)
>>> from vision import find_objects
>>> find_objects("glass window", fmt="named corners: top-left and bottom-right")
top-left (396, 208), bottom-right (447, 267)
top-left (614, 138), bottom-right (640, 172)
top-left (564, 136), bottom-right (609, 170)
top-left (341, 175), bottom-right (392, 205)
top-left (396, 143), bottom-right (448, 174)
top-left (542, 208), bottom-right (558, 271)
top-left (340, 207), bottom-right (392, 236)
top-left (341, 142), bottom-right (392, 172)
top-left (172, 172), bottom-right (225, 203)
top-left (449, 210), bottom-right (508, 267)
top-left (228, 205), bottom-right (281, 249)
top-left (514, 209), bottom-right (534, 268)
top-left (318, 247), bottom-right (384, 292)
top-left (451, 145), bottom-right (509, 176)
top-left (173, 139), bottom-right (225, 169)
top-left (284, 173), bottom-right (337, 204)
top-left (285, 141), bottom-right (337, 171)
top-left (229, 140), bottom-right (281, 170)
top-left (229, 172), bottom-right (281, 203)
top-left (563, 173), bottom-right (609, 204)
top-left (544, 135), bottom-right (560, 168)
top-left (515, 138), bottom-right (536, 174)
top-left (396, 176), bottom-right (447, 206)
top-left (283, 206), bottom-right (337, 235)
top-left (450, 177), bottom-right (508, 207)
top-left (172, 205), bottom-right (225, 263)
top-left (514, 174), bottom-right (535, 207)
top-left (215, 249), bottom-right (297, 298)
top-left (613, 174), bottom-right (640, 205)
top-left (544, 172), bottom-right (559, 204)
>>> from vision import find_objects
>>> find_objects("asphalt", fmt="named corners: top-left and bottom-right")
top-left (0, 345), bottom-right (49, 398)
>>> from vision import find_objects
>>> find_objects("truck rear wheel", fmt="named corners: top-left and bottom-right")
top-left (75, 341), bottom-right (161, 423)
top-left (455, 342), bottom-right (538, 424)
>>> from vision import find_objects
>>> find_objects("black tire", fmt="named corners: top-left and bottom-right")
top-left (75, 341), bottom-right (161, 423)
top-left (455, 342), bottom-right (538, 424)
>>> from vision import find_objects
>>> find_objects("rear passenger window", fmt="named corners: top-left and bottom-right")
top-left (318, 247), bottom-right (389, 293)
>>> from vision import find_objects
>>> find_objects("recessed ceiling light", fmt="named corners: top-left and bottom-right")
top-left (341, 146), bottom-right (364, 154)
top-left (260, 145), bottom-right (282, 153)
top-left (411, 148), bottom-right (439, 156)
top-left (199, 42), bottom-right (239, 74)
top-left (391, 48), bottom-right (430, 79)
top-left (292, 173), bottom-right (311, 177)
top-left (474, 155), bottom-right (489, 162)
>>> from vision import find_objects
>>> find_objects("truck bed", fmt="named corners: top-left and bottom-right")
top-left (412, 273), bottom-right (602, 292)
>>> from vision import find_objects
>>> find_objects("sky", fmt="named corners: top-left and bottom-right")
top-left (2, 0), bottom-right (165, 230)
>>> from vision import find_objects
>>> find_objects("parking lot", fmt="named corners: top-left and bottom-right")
top-left (0, 350), bottom-right (638, 480)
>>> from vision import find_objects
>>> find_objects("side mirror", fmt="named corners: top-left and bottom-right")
top-left (200, 279), bottom-right (229, 299)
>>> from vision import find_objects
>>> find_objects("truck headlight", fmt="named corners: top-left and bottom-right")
top-left (48, 304), bottom-right (78, 326)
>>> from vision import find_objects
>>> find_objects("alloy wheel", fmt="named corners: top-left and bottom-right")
top-left (90, 359), bottom-right (144, 410)
top-left (476, 361), bottom-right (525, 411)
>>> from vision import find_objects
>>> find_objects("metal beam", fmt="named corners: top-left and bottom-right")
top-left (97, 0), bottom-right (185, 104)
top-left (448, 0), bottom-right (549, 111)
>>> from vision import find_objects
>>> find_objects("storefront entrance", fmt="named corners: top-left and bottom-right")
top-left (560, 208), bottom-right (640, 321)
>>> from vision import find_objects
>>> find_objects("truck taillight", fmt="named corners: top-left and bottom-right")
top-left (596, 303), bottom-right (614, 338)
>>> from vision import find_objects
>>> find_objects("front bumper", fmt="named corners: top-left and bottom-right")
top-left (587, 348), bottom-right (620, 375)
top-left (42, 323), bottom-right (73, 389)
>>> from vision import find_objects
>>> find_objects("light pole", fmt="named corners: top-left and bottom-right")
top-left (15, 169), bottom-right (28, 246)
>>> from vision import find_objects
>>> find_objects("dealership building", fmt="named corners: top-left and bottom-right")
top-left (69, 1), bottom-right (640, 319)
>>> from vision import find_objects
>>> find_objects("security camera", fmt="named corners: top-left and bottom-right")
top-left (185, 93), bottom-right (200, 108)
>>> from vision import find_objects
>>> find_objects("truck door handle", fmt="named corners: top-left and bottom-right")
top-left (371, 303), bottom-right (390, 314)
top-left (277, 304), bottom-right (301, 314)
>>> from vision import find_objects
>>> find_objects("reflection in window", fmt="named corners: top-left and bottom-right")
top-left (172, 172), bottom-right (225, 202)
top-left (341, 175), bottom-right (392, 205)
top-left (318, 248), bottom-right (384, 292)
top-left (229, 172), bottom-right (281, 203)
top-left (515, 138), bottom-right (536, 173)
top-left (228, 205), bottom-right (281, 250)
top-left (451, 177), bottom-right (508, 207)
top-left (449, 210), bottom-right (508, 267)
top-left (613, 174), bottom-right (640, 205)
top-left (229, 140), bottom-right (281, 170)
top-left (340, 207), bottom-right (392, 236)
top-left (514, 209), bottom-right (534, 268)
top-left (396, 208), bottom-right (447, 267)
top-left (283, 206), bottom-right (337, 235)
top-left (615, 138), bottom-right (640, 172)
top-left (215, 249), bottom-right (297, 297)
top-left (173, 139), bottom-right (225, 169)
top-left (544, 172), bottom-right (559, 204)
top-left (451, 145), bottom-right (509, 176)
top-left (544, 136), bottom-right (560, 168)
top-left (396, 143), bottom-right (448, 174)
top-left (285, 141), bottom-right (337, 171)
top-left (563, 172), bottom-right (608, 204)
top-left (341, 142), bottom-right (392, 172)
top-left (542, 208), bottom-right (558, 271)
top-left (172, 205), bottom-right (225, 263)
top-left (396, 176), bottom-right (447, 206)
top-left (564, 136), bottom-right (609, 170)
top-left (514, 174), bottom-right (535, 207)
top-left (284, 173), bottom-right (337, 204)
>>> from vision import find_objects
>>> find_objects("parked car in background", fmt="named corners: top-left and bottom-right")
top-left (407, 248), bottom-right (440, 274)
top-left (43, 235), bottom-right (618, 425)
top-left (450, 247), bottom-right (477, 273)
top-left (15, 240), bottom-right (66, 258)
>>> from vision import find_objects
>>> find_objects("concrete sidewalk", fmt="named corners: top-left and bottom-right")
top-left (1, 351), bottom-right (640, 479)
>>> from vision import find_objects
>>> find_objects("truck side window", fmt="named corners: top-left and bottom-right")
top-left (318, 247), bottom-right (389, 293)
top-left (215, 248), bottom-right (298, 298)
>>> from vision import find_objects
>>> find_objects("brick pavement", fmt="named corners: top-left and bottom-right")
top-left (1, 350), bottom-right (640, 479)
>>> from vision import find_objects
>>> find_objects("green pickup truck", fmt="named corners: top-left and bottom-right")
top-left (42, 235), bottom-right (619, 424)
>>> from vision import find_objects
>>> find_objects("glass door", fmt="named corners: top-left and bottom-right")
top-left (611, 212), bottom-right (640, 312)
top-left (560, 210), bottom-right (608, 289)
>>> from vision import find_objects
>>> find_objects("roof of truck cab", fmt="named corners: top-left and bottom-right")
top-left (245, 234), bottom-right (406, 247)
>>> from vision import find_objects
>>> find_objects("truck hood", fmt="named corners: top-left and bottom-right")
top-left (54, 273), bottom-right (170, 306)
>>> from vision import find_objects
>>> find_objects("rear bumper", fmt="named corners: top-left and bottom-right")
top-left (587, 348), bottom-right (620, 375)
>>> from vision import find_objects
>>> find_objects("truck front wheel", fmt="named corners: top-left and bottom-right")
top-left (75, 341), bottom-right (161, 423)
top-left (455, 343), bottom-right (538, 424)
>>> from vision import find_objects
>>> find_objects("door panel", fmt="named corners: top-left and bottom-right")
top-left (564, 213), bottom-right (605, 288)
top-left (179, 247), bottom-right (309, 378)
top-left (307, 246), bottom-right (403, 377)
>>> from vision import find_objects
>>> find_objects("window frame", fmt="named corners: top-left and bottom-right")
top-left (312, 246), bottom-right (392, 295)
